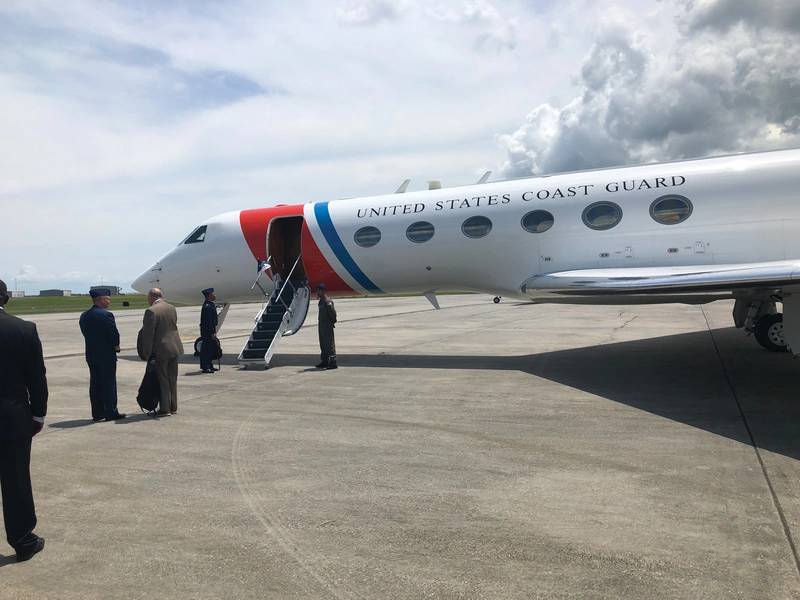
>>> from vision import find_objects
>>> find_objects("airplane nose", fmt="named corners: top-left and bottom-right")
top-left (132, 262), bottom-right (163, 294)
top-left (131, 270), bottom-right (149, 294)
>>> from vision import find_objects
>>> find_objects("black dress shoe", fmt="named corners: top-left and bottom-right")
top-left (201, 368), bottom-right (215, 374)
top-left (92, 416), bottom-right (104, 422)
top-left (315, 363), bottom-right (326, 369)
top-left (105, 413), bottom-right (127, 421)
top-left (16, 536), bottom-right (44, 563)
top-left (326, 364), bottom-right (338, 370)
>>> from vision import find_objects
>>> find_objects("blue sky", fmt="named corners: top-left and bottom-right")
top-left (1, 0), bottom-right (797, 294)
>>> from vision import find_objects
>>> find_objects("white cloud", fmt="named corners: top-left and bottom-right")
top-left (337, 0), bottom-right (409, 25)
top-left (427, 0), bottom-right (517, 50)
top-left (499, 0), bottom-right (800, 176)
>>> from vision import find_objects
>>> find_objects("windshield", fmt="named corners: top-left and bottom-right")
top-left (183, 225), bottom-right (208, 244)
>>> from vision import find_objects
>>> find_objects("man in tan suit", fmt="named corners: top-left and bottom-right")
top-left (138, 288), bottom-right (183, 416)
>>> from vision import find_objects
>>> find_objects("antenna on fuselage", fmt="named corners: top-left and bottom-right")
top-left (476, 171), bottom-right (491, 184)
top-left (395, 179), bottom-right (410, 193)
top-left (428, 181), bottom-right (442, 190)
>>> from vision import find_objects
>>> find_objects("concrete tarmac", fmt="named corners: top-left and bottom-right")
top-left (2, 295), bottom-right (800, 599)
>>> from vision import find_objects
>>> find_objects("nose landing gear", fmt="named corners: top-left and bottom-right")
top-left (493, 296), bottom-right (501, 304)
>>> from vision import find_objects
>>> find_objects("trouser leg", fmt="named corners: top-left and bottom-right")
top-left (319, 329), bottom-right (336, 367)
top-left (167, 358), bottom-right (178, 412)
top-left (199, 335), bottom-right (214, 370)
top-left (88, 364), bottom-right (103, 419)
top-left (0, 438), bottom-right (37, 551)
top-left (155, 359), bottom-right (171, 413)
top-left (319, 330), bottom-right (328, 364)
top-left (103, 361), bottom-right (118, 418)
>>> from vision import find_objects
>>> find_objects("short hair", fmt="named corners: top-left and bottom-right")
top-left (148, 288), bottom-right (164, 299)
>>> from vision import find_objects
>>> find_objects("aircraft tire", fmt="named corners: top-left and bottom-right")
top-left (754, 313), bottom-right (788, 352)
top-left (493, 296), bottom-right (501, 304)
top-left (193, 336), bottom-right (203, 357)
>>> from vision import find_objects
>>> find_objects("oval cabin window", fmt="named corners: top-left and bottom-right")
top-left (650, 194), bottom-right (693, 225)
top-left (406, 221), bottom-right (435, 243)
top-left (354, 226), bottom-right (381, 248)
top-left (461, 216), bottom-right (492, 239)
top-left (521, 210), bottom-right (554, 233)
top-left (582, 202), bottom-right (623, 230)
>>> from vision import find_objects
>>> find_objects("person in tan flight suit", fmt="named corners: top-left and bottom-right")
top-left (138, 288), bottom-right (184, 416)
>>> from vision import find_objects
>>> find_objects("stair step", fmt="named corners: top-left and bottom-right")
top-left (241, 349), bottom-right (265, 360)
top-left (248, 339), bottom-right (271, 350)
top-left (256, 322), bottom-right (280, 332)
top-left (261, 312), bottom-right (284, 323)
top-left (252, 330), bottom-right (275, 341)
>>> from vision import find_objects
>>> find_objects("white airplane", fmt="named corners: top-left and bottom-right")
top-left (132, 148), bottom-right (800, 366)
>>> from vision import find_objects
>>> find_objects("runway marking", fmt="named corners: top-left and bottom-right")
top-left (231, 421), bottom-right (367, 600)
top-left (701, 306), bottom-right (800, 580)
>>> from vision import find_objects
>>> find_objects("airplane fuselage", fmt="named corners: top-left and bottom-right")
top-left (133, 149), bottom-right (800, 306)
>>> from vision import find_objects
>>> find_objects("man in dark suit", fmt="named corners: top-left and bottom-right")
top-left (0, 279), bottom-right (48, 562)
top-left (315, 283), bottom-right (338, 370)
top-left (79, 288), bottom-right (125, 421)
top-left (199, 287), bottom-right (218, 374)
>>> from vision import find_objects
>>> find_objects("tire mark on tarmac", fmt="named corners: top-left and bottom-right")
top-left (231, 421), bottom-right (366, 600)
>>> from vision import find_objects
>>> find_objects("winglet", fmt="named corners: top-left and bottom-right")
top-left (424, 291), bottom-right (440, 310)
top-left (477, 171), bottom-right (491, 184)
top-left (395, 179), bottom-right (410, 193)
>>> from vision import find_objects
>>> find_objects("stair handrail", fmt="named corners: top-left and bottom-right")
top-left (250, 255), bottom-right (274, 295)
top-left (273, 255), bottom-right (302, 311)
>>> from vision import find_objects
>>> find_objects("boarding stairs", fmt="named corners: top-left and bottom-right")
top-left (238, 256), bottom-right (310, 369)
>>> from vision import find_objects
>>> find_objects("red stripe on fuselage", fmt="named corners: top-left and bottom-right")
top-left (239, 205), bottom-right (357, 297)
top-left (300, 220), bottom-right (360, 297)
top-left (239, 205), bottom-right (304, 261)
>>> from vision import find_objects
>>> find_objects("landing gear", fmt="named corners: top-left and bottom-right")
top-left (493, 296), bottom-right (501, 304)
top-left (754, 313), bottom-right (788, 352)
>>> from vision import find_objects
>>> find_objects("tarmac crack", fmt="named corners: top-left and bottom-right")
top-left (700, 306), bottom-right (800, 581)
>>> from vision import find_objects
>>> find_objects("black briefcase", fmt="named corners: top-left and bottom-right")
top-left (136, 358), bottom-right (161, 414)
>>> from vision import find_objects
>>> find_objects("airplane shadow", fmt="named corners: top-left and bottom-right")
top-left (265, 328), bottom-right (799, 461)
top-left (119, 327), bottom-right (800, 459)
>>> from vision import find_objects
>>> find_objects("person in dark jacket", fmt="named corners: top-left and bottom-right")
top-left (79, 288), bottom-right (125, 421)
top-left (0, 279), bottom-right (48, 562)
top-left (199, 288), bottom-right (218, 374)
top-left (315, 283), bottom-right (337, 369)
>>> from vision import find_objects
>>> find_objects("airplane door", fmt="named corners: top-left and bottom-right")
top-left (267, 216), bottom-right (306, 281)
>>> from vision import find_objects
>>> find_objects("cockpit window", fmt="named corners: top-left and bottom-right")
top-left (183, 225), bottom-right (207, 244)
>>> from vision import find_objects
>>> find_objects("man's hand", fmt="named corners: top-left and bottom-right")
top-left (114, 345), bottom-right (121, 353)
top-left (32, 419), bottom-right (44, 437)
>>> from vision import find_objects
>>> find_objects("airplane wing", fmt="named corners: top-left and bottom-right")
top-left (522, 260), bottom-right (800, 296)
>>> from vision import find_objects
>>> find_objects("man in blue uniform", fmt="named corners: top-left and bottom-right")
top-left (199, 288), bottom-right (218, 374)
top-left (79, 289), bottom-right (125, 421)
top-left (0, 279), bottom-right (48, 562)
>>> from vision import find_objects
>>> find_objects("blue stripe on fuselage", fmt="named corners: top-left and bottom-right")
top-left (314, 202), bottom-right (383, 293)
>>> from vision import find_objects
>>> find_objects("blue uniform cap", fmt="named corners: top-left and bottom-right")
top-left (202, 287), bottom-right (214, 296)
top-left (90, 288), bottom-right (111, 298)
